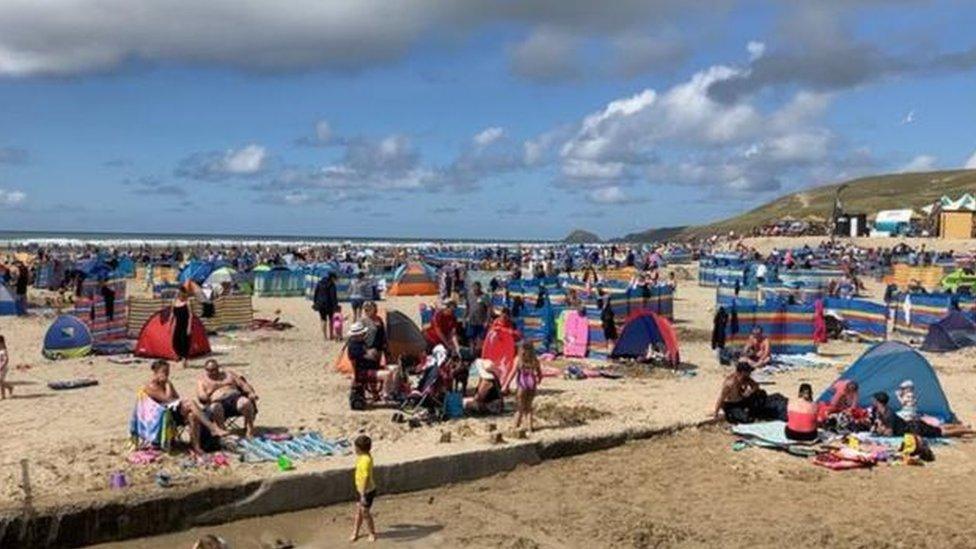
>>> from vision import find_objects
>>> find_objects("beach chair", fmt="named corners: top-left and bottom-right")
top-left (130, 389), bottom-right (182, 452)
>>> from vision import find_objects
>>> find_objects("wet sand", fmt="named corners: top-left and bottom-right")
top-left (98, 426), bottom-right (976, 549)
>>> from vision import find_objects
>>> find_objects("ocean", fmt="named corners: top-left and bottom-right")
top-left (0, 230), bottom-right (556, 247)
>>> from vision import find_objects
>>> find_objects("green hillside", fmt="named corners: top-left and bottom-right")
top-left (678, 169), bottom-right (976, 239)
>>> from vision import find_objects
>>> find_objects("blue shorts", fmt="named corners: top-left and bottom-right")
top-left (351, 299), bottom-right (364, 311)
top-left (466, 324), bottom-right (486, 341)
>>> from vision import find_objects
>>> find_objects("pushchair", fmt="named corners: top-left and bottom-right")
top-left (396, 347), bottom-right (461, 421)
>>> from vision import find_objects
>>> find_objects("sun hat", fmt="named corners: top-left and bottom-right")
top-left (348, 321), bottom-right (368, 337)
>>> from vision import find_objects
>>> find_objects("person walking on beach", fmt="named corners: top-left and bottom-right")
top-left (171, 286), bottom-right (194, 369)
top-left (349, 272), bottom-right (367, 322)
top-left (350, 434), bottom-right (378, 543)
top-left (514, 341), bottom-right (542, 431)
top-left (313, 272), bottom-right (339, 341)
top-left (0, 335), bottom-right (12, 399)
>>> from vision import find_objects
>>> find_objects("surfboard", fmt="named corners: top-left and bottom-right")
top-left (482, 327), bottom-right (517, 391)
top-left (563, 310), bottom-right (590, 358)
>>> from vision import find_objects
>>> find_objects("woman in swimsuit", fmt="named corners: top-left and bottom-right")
top-left (785, 383), bottom-right (818, 441)
top-left (513, 341), bottom-right (542, 431)
top-left (171, 286), bottom-right (193, 368)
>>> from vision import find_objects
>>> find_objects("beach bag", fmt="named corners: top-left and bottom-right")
top-left (443, 391), bottom-right (463, 419)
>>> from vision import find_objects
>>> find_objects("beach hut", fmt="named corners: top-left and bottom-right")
top-left (610, 311), bottom-right (680, 366)
top-left (818, 341), bottom-right (956, 422)
top-left (134, 310), bottom-right (211, 360)
top-left (43, 315), bottom-right (93, 359)
top-left (0, 285), bottom-right (20, 316)
top-left (387, 262), bottom-right (438, 296)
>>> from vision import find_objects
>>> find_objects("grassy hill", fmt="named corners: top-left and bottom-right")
top-left (677, 169), bottom-right (976, 239)
top-left (564, 229), bottom-right (602, 243)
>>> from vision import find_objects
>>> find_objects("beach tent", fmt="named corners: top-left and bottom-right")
top-left (610, 311), bottom-right (680, 366)
top-left (921, 311), bottom-right (976, 352)
top-left (205, 266), bottom-right (237, 287)
top-left (116, 257), bottom-right (136, 278)
top-left (333, 310), bottom-right (427, 375)
top-left (818, 341), bottom-right (956, 422)
top-left (134, 310), bottom-right (211, 360)
top-left (385, 310), bottom-right (427, 364)
top-left (872, 209), bottom-right (914, 236)
top-left (0, 285), bottom-right (20, 316)
top-left (43, 315), bottom-right (93, 359)
top-left (178, 260), bottom-right (222, 284)
top-left (387, 262), bottom-right (438, 296)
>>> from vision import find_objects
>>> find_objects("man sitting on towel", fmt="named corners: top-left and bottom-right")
top-left (196, 359), bottom-right (259, 438)
top-left (740, 326), bottom-right (771, 369)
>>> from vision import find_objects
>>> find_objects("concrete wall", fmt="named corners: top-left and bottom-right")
top-left (0, 420), bottom-right (710, 548)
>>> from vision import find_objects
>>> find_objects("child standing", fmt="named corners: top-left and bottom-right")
top-left (350, 434), bottom-right (377, 543)
top-left (0, 335), bottom-right (11, 399)
top-left (514, 341), bottom-right (542, 431)
top-left (332, 305), bottom-right (344, 341)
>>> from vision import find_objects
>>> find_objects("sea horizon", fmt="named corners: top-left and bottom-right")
top-left (0, 228), bottom-right (561, 247)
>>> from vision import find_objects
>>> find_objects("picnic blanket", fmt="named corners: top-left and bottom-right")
top-left (233, 433), bottom-right (350, 463)
top-left (731, 421), bottom-right (821, 456)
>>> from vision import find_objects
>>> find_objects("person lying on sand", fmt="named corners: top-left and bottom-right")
top-left (196, 359), bottom-right (259, 438)
top-left (143, 360), bottom-right (228, 454)
top-left (740, 326), bottom-right (771, 369)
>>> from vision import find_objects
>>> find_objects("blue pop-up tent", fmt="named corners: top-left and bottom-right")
top-left (818, 341), bottom-right (956, 422)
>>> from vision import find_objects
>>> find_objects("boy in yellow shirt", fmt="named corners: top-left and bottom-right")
top-left (350, 434), bottom-right (377, 542)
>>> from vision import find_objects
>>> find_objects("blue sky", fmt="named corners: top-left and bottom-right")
top-left (0, 0), bottom-right (974, 240)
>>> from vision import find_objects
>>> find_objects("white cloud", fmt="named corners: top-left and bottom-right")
top-left (900, 110), bottom-right (916, 125)
top-left (897, 154), bottom-right (938, 173)
top-left (0, 189), bottom-right (25, 207)
top-left (587, 186), bottom-right (629, 204)
top-left (965, 150), bottom-right (976, 169)
top-left (473, 127), bottom-right (504, 147)
top-left (223, 144), bottom-right (267, 175)
top-left (314, 121), bottom-right (333, 143)
top-left (746, 40), bottom-right (766, 61)
top-left (176, 143), bottom-right (268, 180)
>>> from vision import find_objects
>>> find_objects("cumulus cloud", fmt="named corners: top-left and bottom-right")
top-left (965, 150), bottom-right (976, 169)
top-left (473, 127), bottom-right (505, 147)
top-left (587, 186), bottom-right (630, 204)
top-left (550, 58), bottom-right (859, 198)
top-left (0, 189), bottom-right (26, 207)
top-left (897, 154), bottom-right (938, 173)
top-left (898, 154), bottom-right (938, 173)
top-left (176, 144), bottom-right (268, 181)
top-left (270, 134), bottom-right (436, 194)
top-left (296, 120), bottom-right (336, 147)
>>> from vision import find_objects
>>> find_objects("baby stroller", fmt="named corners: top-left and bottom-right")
top-left (397, 346), bottom-right (455, 421)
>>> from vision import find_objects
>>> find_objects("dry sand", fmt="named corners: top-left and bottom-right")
top-left (2, 235), bottom-right (976, 545)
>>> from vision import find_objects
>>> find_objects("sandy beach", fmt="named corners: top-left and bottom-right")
top-left (2, 237), bottom-right (976, 545)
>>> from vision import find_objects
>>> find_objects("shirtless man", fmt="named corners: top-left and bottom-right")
top-left (713, 362), bottom-right (762, 423)
top-left (196, 359), bottom-right (259, 438)
top-left (143, 360), bottom-right (227, 454)
top-left (741, 326), bottom-right (771, 369)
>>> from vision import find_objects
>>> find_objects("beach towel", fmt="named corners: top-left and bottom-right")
top-left (234, 432), bottom-right (350, 463)
top-left (48, 378), bottom-right (99, 390)
top-left (130, 390), bottom-right (177, 451)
